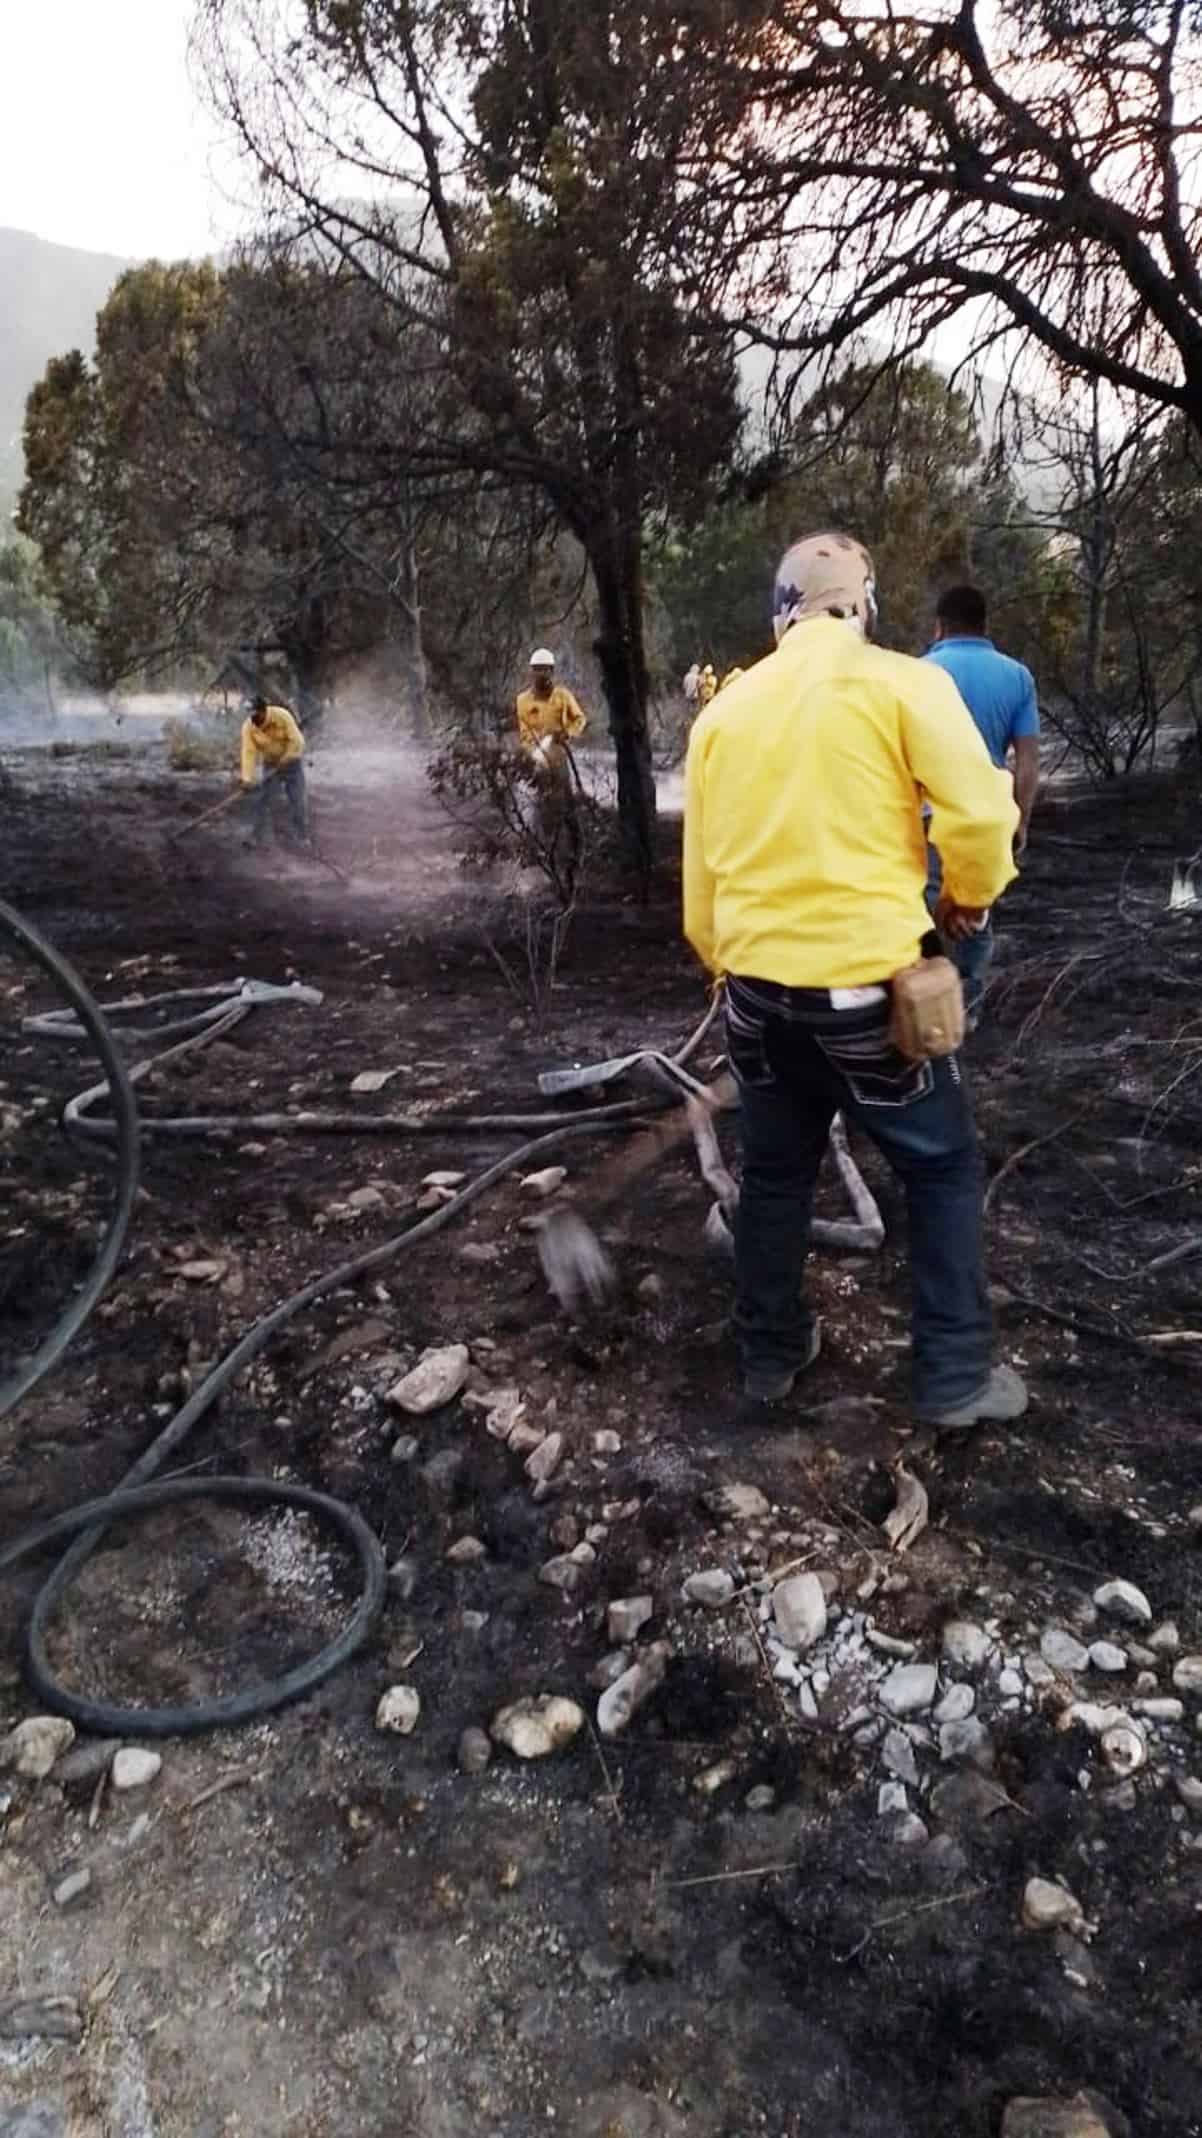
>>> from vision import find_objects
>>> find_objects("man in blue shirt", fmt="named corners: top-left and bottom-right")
top-left (924, 585), bottom-right (1041, 1023)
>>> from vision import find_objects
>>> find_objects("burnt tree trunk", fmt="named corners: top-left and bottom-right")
top-left (590, 523), bottom-right (657, 883)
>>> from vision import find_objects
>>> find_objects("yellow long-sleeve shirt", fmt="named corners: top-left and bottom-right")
top-left (240, 705), bottom-right (305, 784)
top-left (515, 684), bottom-right (587, 749)
top-left (683, 617), bottom-right (1018, 988)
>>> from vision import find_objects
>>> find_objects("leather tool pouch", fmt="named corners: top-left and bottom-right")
top-left (888, 954), bottom-right (965, 1063)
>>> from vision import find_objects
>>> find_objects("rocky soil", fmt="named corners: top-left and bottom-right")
top-left (2, 746), bottom-right (1202, 2136)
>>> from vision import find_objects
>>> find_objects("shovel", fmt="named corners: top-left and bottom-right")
top-left (537, 1072), bottom-right (736, 1311)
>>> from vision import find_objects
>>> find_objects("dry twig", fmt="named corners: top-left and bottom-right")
top-left (837, 1886), bottom-right (986, 1964)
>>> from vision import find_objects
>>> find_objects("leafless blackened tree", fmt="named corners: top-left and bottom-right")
top-left (731, 2), bottom-right (1202, 433)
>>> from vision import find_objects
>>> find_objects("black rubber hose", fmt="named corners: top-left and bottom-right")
top-left (0, 904), bottom-right (632, 1734)
top-left (5, 1478), bottom-right (388, 1737)
top-left (0, 895), bottom-right (140, 1419)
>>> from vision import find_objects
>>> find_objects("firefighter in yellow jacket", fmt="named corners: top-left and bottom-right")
top-left (515, 649), bottom-right (587, 877)
top-left (240, 695), bottom-right (308, 847)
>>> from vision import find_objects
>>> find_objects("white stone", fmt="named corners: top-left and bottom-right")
top-left (53, 1868), bottom-right (92, 1908)
top-left (491, 1695), bottom-right (585, 1759)
top-left (935, 1684), bottom-right (976, 1724)
top-left (1176, 1775), bottom-right (1202, 1813)
top-left (882, 1728), bottom-right (919, 1784)
top-left (375, 1686), bottom-right (421, 1736)
top-left (111, 1748), bottom-right (162, 1791)
top-left (772, 1573), bottom-right (827, 1653)
top-left (1093, 1578), bottom-right (1152, 1627)
top-left (1062, 1701), bottom-right (1124, 1736)
top-left (1040, 1628), bottom-right (1090, 1673)
top-left (346, 1185), bottom-right (387, 1210)
top-left (1150, 1621), bottom-right (1181, 1655)
top-left (683, 1569), bottom-right (735, 1609)
top-left (939, 1717), bottom-right (993, 1766)
top-left (597, 1648), bottom-right (669, 1739)
top-left (386, 1344), bottom-right (470, 1414)
top-left (470, 1387), bottom-right (526, 1440)
top-left (798, 1681), bottom-right (819, 1720)
top-left (520, 1166), bottom-right (567, 1198)
top-left (942, 1620), bottom-right (988, 1670)
top-left (889, 1812), bottom-right (930, 1848)
top-left (1024, 1654), bottom-right (1055, 1688)
top-left (1088, 1641), bottom-right (1127, 1674)
top-left (998, 1668), bottom-right (1023, 1698)
top-left (879, 1663), bottom-right (937, 1717)
top-left (1133, 1697), bottom-right (1184, 1722)
top-left (1173, 1655), bottom-right (1202, 1694)
top-left (0, 1716), bottom-right (75, 1781)
top-left (877, 1781), bottom-right (909, 1816)
top-left (1022, 1876), bottom-right (1086, 1934)
top-left (607, 1596), bottom-right (654, 1646)
top-left (593, 1430), bottom-right (622, 1455)
top-left (714, 1483), bottom-right (770, 1521)
top-left (1100, 1722), bottom-right (1145, 1776)
top-left (526, 1431), bottom-right (564, 1483)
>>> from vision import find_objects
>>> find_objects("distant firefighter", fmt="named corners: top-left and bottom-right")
top-left (240, 695), bottom-right (308, 847)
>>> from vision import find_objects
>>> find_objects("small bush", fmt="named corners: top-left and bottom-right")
top-left (164, 718), bottom-right (228, 772)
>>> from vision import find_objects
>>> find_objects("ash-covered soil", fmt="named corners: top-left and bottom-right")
top-left (2, 743), bottom-right (1201, 2137)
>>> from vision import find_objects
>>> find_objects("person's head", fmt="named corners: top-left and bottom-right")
top-left (935, 585), bottom-right (988, 640)
top-left (250, 693), bottom-right (269, 727)
top-left (773, 532), bottom-right (877, 645)
top-left (529, 648), bottom-right (556, 697)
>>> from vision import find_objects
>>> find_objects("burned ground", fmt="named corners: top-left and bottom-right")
top-left (2, 746), bottom-right (1202, 2137)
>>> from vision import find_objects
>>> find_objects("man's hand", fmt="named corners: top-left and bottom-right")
top-left (935, 892), bottom-right (988, 942)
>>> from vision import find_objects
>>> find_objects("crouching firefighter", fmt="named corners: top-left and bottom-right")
top-left (683, 530), bottom-right (1029, 1431)
top-left (240, 695), bottom-right (308, 848)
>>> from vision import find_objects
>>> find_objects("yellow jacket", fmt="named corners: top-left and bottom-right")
top-left (683, 617), bottom-right (1018, 988)
top-left (240, 705), bottom-right (305, 784)
top-left (515, 683), bottom-right (587, 749)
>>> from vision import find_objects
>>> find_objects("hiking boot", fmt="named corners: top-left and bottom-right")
top-left (919, 1364), bottom-right (1027, 1431)
top-left (742, 1322), bottom-right (822, 1406)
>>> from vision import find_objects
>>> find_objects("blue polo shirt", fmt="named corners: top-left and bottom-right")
top-left (924, 636), bottom-right (1040, 768)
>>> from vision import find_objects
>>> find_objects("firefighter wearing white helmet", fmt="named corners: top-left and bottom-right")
top-left (514, 647), bottom-right (589, 882)
top-left (515, 649), bottom-right (587, 759)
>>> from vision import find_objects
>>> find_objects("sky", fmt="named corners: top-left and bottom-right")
top-left (0, 0), bottom-right (243, 259)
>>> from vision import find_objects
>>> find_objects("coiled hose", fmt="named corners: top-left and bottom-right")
top-left (0, 903), bottom-right (666, 1737)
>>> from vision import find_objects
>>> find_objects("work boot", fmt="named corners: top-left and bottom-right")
top-left (742, 1322), bottom-right (822, 1407)
top-left (918, 1364), bottom-right (1027, 1432)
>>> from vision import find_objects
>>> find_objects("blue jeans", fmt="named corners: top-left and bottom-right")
top-left (726, 976), bottom-right (991, 1412)
top-left (925, 844), bottom-right (992, 1018)
top-left (253, 761), bottom-right (308, 844)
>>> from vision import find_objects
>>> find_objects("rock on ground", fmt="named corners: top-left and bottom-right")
top-left (710, 1483), bottom-right (770, 1521)
top-left (1173, 1655), bottom-right (1202, 1693)
top-left (1093, 1578), bottom-right (1152, 1626)
top-left (0, 1717), bottom-right (75, 1781)
top-left (683, 1569), bottom-right (735, 1608)
top-left (110, 1748), bottom-right (162, 1791)
top-left (597, 1647), bottom-right (669, 1739)
top-left (1041, 1627), bottom-right (1090, 1673)
top-left (491, 1695), bottom-right (585, 1759)
top-left (942, 1620), bottom-right (988, 1670)
top-left (386, 1344), bottom-right (470, 1414)
top-left (879, 1663), bottom-right (937, 1717)
top-left (457, 1726), bottom-right (492, 1776)
top-left (1022, 1876), bottom-right (1086, 1935)
top-left (375, 1686), bottom-right (421, 1736)
top-left (1001, 2095), bottom-right (1116, 2138)
top-left (772, 1572), bottom-right (827, 1652)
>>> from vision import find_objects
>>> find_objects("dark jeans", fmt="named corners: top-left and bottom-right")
top-left (726, 975), bottom-right (991, 1411)
top-left (925, 843), bottom-right (993, 1017)
top-left (253, 761), bottom-right (308, 844)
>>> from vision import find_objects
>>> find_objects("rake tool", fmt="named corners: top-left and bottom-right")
top-left (537, 1072), bottom-right (737, 1311)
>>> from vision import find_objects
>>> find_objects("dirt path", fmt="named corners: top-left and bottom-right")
top-left (1, 747), bottom-right (1201, 2136)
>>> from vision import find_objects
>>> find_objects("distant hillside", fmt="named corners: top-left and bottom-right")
top-left (0, 226), bottom-right (132, 524)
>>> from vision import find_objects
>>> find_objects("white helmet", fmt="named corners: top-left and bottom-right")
top-left (529, 647), bottom-right (556, 668)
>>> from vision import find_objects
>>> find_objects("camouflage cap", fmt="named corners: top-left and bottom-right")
top-left (772, 532), bottom-right (878, 643)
